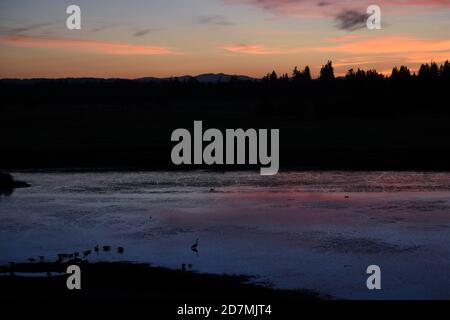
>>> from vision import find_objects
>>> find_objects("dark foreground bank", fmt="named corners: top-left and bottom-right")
top-left (1, 262), bottom-right (444, 318)
top-left (0, 261), bottom-right (322, 302)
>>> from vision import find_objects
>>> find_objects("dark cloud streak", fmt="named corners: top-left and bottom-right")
top-left (317, 1), bottom-right (332, 7)
top-left (90, 24), bottom-right (114, 33)
top-left (133, 28), bottom-right (155, 37)
top-left (197, 15), bottom-right (234, 26)
top-left (8, 23), bottom-right (52, 34)
top-left (335, 10), bottom-right (369, 31)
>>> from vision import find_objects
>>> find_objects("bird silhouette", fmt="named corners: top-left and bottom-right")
top-left (28, 258), bottom-right (36, 263)
top-left (182, 263), bottom-right (186, 271)
top-left (191, 238), bottom-right (199, 256)
top-left (103, 246), bottom-right (111, 252)
top-left (83, 250), bottom-right (91, 258)
top-left (117, 247), bottom-right (124, 254)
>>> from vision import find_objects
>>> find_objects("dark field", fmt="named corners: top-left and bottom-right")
top-left (1, 76), bottom-right (450, 170)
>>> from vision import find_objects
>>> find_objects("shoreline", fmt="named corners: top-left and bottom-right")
top-left (4, 166), bottom-right (450, 173)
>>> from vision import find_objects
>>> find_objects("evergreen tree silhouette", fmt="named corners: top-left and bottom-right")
top-left (346, 68), bottom-right (356, 80)
top-left (293, 66), bottom-right (312, 82)
top-left (366, 69), bottom-right (384, 80)
top-left (391, 65), bottom-right (411, 80)
top-left (280, 73), bottom-right (289, 83)
top-left (319, 61), bottom-right (335, 81)
top-left (292, 66), bottom-right (301, 82)
top-left (418, 62), bottom-right (439, 80)
top-left (269, 70), bottom-right (278, 82)
top-left (440, 60), bottom-right (450, 81)
top-left (302, 66), bottom-right (312, 81)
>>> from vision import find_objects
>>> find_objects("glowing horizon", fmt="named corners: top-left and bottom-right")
top-left (0, 0), bottom-right (449, 78)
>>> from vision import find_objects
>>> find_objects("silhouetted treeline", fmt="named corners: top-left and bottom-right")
top-left (1, 60), bottom-right (449, 117)
top-left (1, 60), bottom-right (450, 170)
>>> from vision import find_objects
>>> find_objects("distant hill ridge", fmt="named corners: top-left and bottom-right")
top-left (0, 73), bottom-right (256, 84)
top-left (136, 73), bottom-right (255, 83)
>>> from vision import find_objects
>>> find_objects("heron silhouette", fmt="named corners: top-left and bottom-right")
top-left (191, 238), bottom-right (199, 256)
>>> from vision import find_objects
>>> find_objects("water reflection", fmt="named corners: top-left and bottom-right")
top-left (1, 171), bottom-right (450, 299)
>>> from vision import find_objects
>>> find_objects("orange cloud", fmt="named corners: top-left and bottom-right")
top-left (219, 44), bottom-right (287, 55)
top-left (326, 34), bottom-right (364, 43)
top-left (0, 35), bottom-right (176, 55)
top-left (220, 43), bottom-right (316, 55)
top-left (332, 57), bottom-right (386, 68)
top-left (317, 36), bottom-right (450, 55)
top-left (218, 36), bottom-right (450, 75)
top-left (316, 36), bottom-right (450, 72)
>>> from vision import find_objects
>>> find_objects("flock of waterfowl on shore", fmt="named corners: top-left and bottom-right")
top-left (19, 244), bottom-right (126, 266)
top-left (6, 238), bottom-right (200, 275)
top-left (2, 245), bottom-right (126, 277)
top-left (2, 172), bottom-right (202, 273)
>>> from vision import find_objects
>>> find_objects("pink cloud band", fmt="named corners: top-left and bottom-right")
top-left (220, 36), bottom-right (450, 64)
top-left (0, 35), bottom-right (175, 55)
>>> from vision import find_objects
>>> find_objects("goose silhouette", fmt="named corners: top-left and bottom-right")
top-left (83, 250), bottom-right (91, 258)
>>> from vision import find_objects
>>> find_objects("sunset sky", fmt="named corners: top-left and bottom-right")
top-left (0, 0), bottom-right (449, 78)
